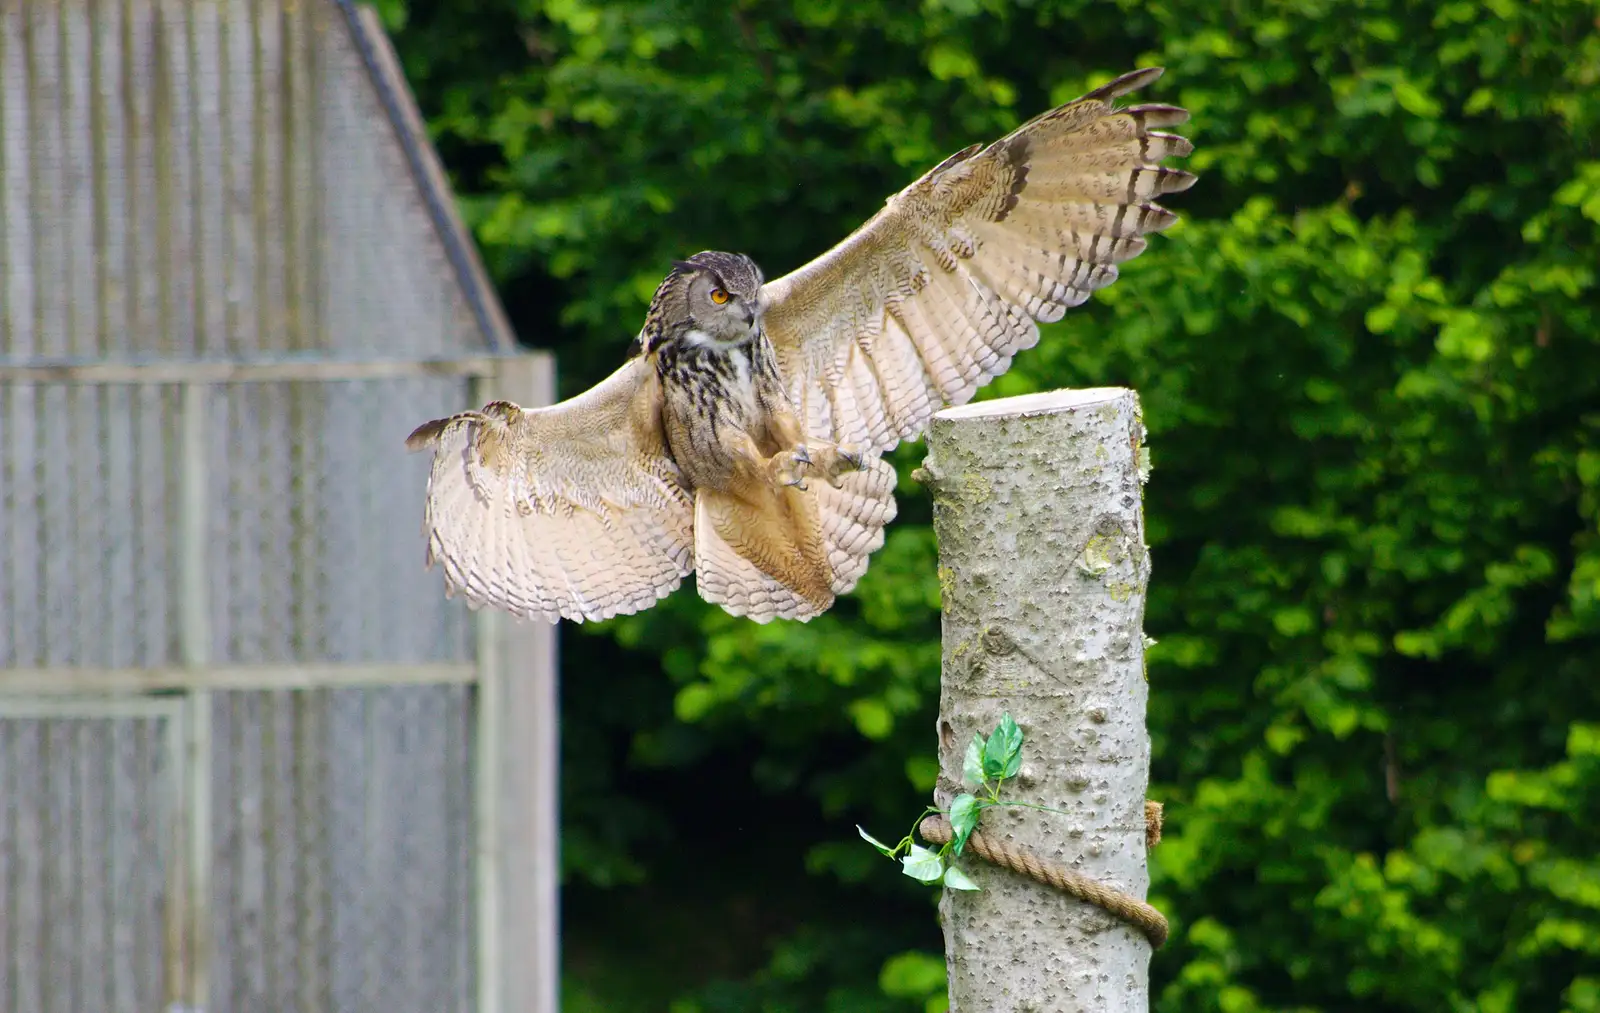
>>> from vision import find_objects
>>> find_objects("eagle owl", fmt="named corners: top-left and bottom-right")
top-left (406, 67), bottom-right (1194, 624)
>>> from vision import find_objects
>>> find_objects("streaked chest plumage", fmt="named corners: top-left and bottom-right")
top-left (654, 333), bottom-right (787, 488)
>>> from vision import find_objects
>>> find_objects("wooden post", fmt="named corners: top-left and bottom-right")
top-left (923, 388), bottom-right (1153, 1013)
top-left (471, 353), bottom-right (560, 1013)
top-left (176, 380), bottom-right (214, 1013)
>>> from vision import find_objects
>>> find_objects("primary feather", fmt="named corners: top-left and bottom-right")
top-left (762, 66), bottom-right (1195, 454)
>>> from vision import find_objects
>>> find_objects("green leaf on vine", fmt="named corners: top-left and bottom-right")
top-left (902, 844), bottom-right (945, 884)
top-left (942, 865), bottom-right (981, 891)
top-left (858, 825), bottom-right (897, 858)
top-left (963, 731), bottom-right (988, 787)
top-left (984, 714), bottom-right (1024, 781)
top-left (949, 793), bottom-right (980, 856)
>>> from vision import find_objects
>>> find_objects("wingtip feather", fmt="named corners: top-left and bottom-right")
top-left (405, 417), bottom-right (451, 452)
top-left (1092, 67), bottom-right (1165, 101)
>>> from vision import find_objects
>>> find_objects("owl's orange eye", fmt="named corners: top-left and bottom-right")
top-left (709, 287), bottom-right (731, 305)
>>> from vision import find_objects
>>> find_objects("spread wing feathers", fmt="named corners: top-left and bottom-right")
top-left (761, 66), bottom-right (1194, 452)
top-left (404, 357), bottom-right (695, 623)
top-left (695, 457), bottom-right (899, 623)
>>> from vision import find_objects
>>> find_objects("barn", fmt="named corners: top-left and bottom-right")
top-left (0, 1), bottom-right (557, 1010)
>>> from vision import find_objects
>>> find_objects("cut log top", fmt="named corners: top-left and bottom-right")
top-left (934, 386), bottom-right (1130, 421)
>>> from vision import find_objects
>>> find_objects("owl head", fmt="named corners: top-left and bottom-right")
top-left (638, 250), bottom-right (765, 354)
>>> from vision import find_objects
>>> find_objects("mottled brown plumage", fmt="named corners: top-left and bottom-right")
top-left (405, 68), bottom-right (1194, 623)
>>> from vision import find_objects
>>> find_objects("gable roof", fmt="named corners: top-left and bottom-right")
top-left (0, 0), bottom-right (517, 361)
top-left (336, 0), bottom-right (516, 353)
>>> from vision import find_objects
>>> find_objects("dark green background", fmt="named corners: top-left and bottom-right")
top-left (382, 1), bottom-right (1600, 1008)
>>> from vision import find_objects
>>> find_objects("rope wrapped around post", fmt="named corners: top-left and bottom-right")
top-left (919, 812), bottom-right (1169, 948)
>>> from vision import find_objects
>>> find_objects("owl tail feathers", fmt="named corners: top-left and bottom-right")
top-left (693, 456), bottom-right (899, 623)
top-left (694, 487), bottom-right (834, 623)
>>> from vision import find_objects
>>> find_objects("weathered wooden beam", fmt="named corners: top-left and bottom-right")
top-left (469, 354), bottom-right (561, 1013)
top-left (0, 696), bottom-right (185, 719)
top-left (0, 354), bottom-right (515, 384)
top-left (0, 662), bottom-right (479, 695)
top-left (177, 380), bottom-right (214, 1011)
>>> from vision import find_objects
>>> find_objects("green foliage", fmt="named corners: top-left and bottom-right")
top-left (391, 0), bottom-right (1600, 1008)
top-left (858, 713), bottom-right (1031, 889)
top-left (878, 950), bottom-right (949, 1013)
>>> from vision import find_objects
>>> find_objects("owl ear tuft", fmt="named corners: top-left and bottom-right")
top-left (671, 258), bottom-right (733, 292)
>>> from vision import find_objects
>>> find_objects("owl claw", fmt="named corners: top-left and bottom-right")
top-left (807, 443), bottom-right (865, 487)
top-left (769, 447), bottom-right (813, 490)
top-left (770, 442), bottom-right (859, 491)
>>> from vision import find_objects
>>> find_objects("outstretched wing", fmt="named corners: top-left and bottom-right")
top-left (404, 357), bottom-right (694, 623)
top-left (760, 67), bottom-right (1194, 451)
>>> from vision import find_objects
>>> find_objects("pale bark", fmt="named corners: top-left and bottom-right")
top-left (923, 387), bottom-right (1153, 1013)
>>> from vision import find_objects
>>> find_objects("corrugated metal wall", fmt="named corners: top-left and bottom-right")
top-left (207, 686), bottom-right (476, 1013)
top-left (1, 708), bottom-right (175, 1013)
top-left (1, 689), bottom-right (479, 1013)
top-left (0, 1), bottom-right (501, 1010)
top-left (0, 0), bottom-right (486, 361)
top-left (0, 374), bottom-right (473, 669)
top-left (0, 0), bottom-right (487, 666)
top-left (2, 382), bottom-right (180, 667)
top-left (208, 375), bottom-right (476, 666)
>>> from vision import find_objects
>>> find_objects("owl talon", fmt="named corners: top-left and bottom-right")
top-left (802, 443), bottom-right (865, 488)
top-left (769, 447), bottom-right (813, 490)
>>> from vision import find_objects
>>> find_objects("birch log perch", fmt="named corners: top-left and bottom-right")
top-left (921, 387), bottom-right (1154, 1013)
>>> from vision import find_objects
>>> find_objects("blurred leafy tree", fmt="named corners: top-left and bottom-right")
top-left (383, 0), bottom-right (1600, 1009)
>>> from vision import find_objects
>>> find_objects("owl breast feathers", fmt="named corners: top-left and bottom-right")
top-left (405, 67), bottom-right (1195, 624)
